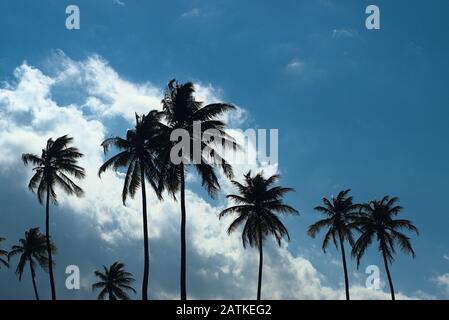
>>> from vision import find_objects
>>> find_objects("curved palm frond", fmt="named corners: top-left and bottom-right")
top-left (22, 135), bottom-right (85, 204)
top-left (352, 195), bottom-right (419, 266)
top-left (308, 189), bottom-right (360, 251)
top-left (92, 262), bottom-right (136, 300)
top-left (8, 228), bottom-right (54, 280)
top-left (220, 171), bottom-right (298, 249)
top-left (0, 237), bottom-right (9, 268)
top-left (160, 80), bottom-right (238, 197)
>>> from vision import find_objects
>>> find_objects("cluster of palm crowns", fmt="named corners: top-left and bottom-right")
top-left (0, 80), bottom-right (418, 301)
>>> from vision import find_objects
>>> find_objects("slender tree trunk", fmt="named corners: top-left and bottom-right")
top-left (140, 163), bottom-right (150, 301)
top-left (338, 232), bottom-right (350, 300)
top-left (382, 250), bottom-right (395, 300)
top-left (30, 263), bottom-right (39, 300)
top-left (257, 225), bottom-right (263, 300)
top-left (46, 190), bottom-right (56, 300)
top-left (108, 288), bottom-right (115, 300)
top-left (180, 163), bottom-right (187, 300)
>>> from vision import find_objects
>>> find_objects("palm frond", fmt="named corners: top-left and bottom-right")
top-left (222, 171), bottom-right (297, 250)
top-left (92, 262), bottom-right (136, 300)
top-left (307, 218), bottom-right (334, 238)
top-left (21, 153), bottom-right (43, 166)
top-left (98, 151), bottom-right (132, 177)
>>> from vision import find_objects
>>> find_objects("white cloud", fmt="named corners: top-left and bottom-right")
top-left (286, 59), bottom-right (306, 74)
top-left (332, 29), bottom-right (357, 39)
top-left (412, 290), bottom-right (437, 300)
top-left (0, 53), bottom-right (420, 300)
top-left (192, 82), bottom-right (248, 126)
top-left (181, 8), bottom-right (201, 18)
top-left (434, 273), bottom-right (449, 297)
top-left (54, 53), bottom-right (163, 122)
top-left (284, 58), bottom-right (326, 82)
top-left (113, 0), bottom-right (125, 6)
top-left (444, 254), bottom-right (449, 261)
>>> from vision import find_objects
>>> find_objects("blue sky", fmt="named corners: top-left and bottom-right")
top-left (0, 0), bottom-right (449, 299)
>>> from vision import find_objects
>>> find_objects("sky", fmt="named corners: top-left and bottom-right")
top-left (0, 0), bottom-right (449, 300)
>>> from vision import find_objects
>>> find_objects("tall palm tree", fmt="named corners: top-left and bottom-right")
top-left (8, 228), bottom-right (55, 300)
top-left (219, 171), bottom-right (298, 300)
top-left (308, 189), bottom-right (360, 300)
top-left (352, 196), bottom-right (419, 300)
top-left (92, 262), bottom-right (136, 300)
top-left (0, 237), bottom-right (9, 269)
top-left (22, 135), bottom-right (85, 300)
top-left (99, 111), bottom-right (166, 300)
top-left (160, 79), bottom-right (236, 300)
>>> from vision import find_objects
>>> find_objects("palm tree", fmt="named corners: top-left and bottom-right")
top-left (92, 262), bottom-right (136, 300)
top-left (308, 189), bottom-right (360, 300)
top-left (22, 135), bottom-right (85, 300)
top-left (219, 171), bottom-right (298, 300)
top-left (160, 79), bottom-right (236, 300)
top-left (99, 111), bottom-right (166, 300)
top-left (0, 237), bottom-right (9, 269)
top-left (8, 228), bottom-right (55, 300)
top-left (352, 196), bottom-right (419, 300)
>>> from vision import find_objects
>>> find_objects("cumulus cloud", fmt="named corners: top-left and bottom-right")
top-left (0, 52), bottom-right (419, 299)
top-left (52, 53), bottom-right (162, 122)
top-left (434, 273), bottom-right (449, 297)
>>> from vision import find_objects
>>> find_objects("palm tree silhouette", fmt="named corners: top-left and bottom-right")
top-left (0, 237), bottom-right (9, 269)
top-left (8, 228), bottom-right (55, 300)
top-left (308, 189), bottom-right (360, 300)
top-left (99, 111), bottom-right (166, 300)
top-left (22, 135), bottom-right (85, 300)
top-left (352, 196), bottom-right (419, 300)
top-left (219, 171), bottom-right (298, 300)
top-left (92, 262), bottom-right (136, 300)
top-left (160, 79), bottom-right (236, 300)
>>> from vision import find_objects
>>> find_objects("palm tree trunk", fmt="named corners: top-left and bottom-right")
top-left (140, 163), bottom-right (150, 301)
top-left (30, 263), bottom-right (39, 300)
top-left (382, 250), bottom-right (395, 300)
top-left (46, 190), bottom-right (56, 300)
top-left (257, 225), bottom-right (263, 300)
top-left (338, 232), bottom-right (350, 300)
top-left (180, 163), bottom-right (187, 300)
top-left (108, 288), bottom-right (115, 300)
